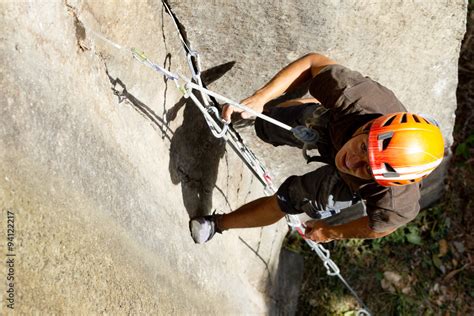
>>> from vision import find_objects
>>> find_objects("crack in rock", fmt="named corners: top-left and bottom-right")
top-left (65, 2), bottom-right (89, 52)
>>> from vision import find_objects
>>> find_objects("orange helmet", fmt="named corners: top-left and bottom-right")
top-left (366, 112), bottom-right (444, 187)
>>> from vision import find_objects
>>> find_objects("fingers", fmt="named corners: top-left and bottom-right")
top-left (221, 104), bottom-right (234, 122)
top-left (240, 111), bottom-right (253, 119)
top-left (304, 220), bottom-right (333, 242)
top-left (222, 104), bottom-right (252, 122)
top-left (304, 220), bottom-right (316, 238)
top-left (222, 94), bottom-right (265, 122)
top-left (304, 226), bottom-right (314, 239)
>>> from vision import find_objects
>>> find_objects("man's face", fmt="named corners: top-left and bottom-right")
top-left (335, 133), bottom-right (372, 180)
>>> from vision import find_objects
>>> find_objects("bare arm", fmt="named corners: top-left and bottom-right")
top-left (305, 216), bottom-right (395, 242)
top-left (251, 53), bottom-right (336, 102)
top-left (274, 97), bottom-right (321, 108)
top-left (222, 53), bottom-right (336, 121)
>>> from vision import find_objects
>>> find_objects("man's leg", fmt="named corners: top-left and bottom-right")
top-left (218, 195), bottom-right (286, 230)
top-left (255, 98), bottom-right (321, 149)
top-left (189, 195), bottom-right (286, 244)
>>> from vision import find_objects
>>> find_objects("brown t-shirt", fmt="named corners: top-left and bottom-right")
top-left (309, 64), bottom-right (421, 232)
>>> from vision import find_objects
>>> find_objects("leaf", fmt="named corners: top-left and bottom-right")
top-left (406, 230), bottom-right (422, 245)
top-left (466, 134), bottom-right (474, 145)
top-left (384, 271), bottom-right (402, 286)
top-left (438, 239), bottom-right (448, 257)
top-left (402, 286), bottom-right (411, 294)
top-left (455, 143), bottom-right (469, 159)
top-left (432, 254), bottom-right (446, 273)
top-left (443, 264), bottom-right (468, 282)
top-left (432, 254), bottom-right (442, 269)
top-left (453, 241), bottom-right (465, 254)
top-left (375, 271), bottom-right (384, 281)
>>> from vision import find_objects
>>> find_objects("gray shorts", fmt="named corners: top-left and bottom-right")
top-left (254, 103), bottom-right (366, 225)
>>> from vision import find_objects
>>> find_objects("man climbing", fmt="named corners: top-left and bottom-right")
top-left (189, 53), bottom-right (444, 244)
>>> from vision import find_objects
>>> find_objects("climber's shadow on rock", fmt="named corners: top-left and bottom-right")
top-left (168, 61), bottom-right (235, 218)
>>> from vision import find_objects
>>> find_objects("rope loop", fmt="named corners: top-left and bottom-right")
top-left (316, 243), bottom-right (331, 260)
top-left (324, 259), bottom-right (341, 276)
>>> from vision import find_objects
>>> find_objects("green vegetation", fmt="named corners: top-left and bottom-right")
top-left (454, 134), bottom-right (474, 160)
top-left (289, 197), bottom-right (471, 315)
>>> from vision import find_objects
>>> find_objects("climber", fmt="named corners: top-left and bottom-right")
top-left (189, 53), bottom-right (444, 244)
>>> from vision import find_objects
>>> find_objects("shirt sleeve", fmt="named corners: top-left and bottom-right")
top-left (363, 184), bottom-right (421, 232)
top-left (309, 64), bottom-right (407, 114)
top-left (309, 64), bottom-right (370, 110)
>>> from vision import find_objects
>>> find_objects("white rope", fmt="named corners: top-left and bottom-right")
top-left (182, 80), bottom-right (293, 131)
top-left (130, 48), bottom-right (294, 134)
top-left (162, 0), bottom-right (194, 56)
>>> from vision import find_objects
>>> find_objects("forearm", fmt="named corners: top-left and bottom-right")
top-left (322, 217), bottom-right (394, 240)
top-left (254, 53), bottom-right (336, 102)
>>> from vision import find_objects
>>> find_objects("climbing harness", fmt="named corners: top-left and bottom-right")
top-left (86, 1), bottom-right (371, 314)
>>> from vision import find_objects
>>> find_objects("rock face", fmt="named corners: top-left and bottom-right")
top-left (0, 1), bottom-right (285, 314)
top-left (0, 0), bottom-right (466, 314)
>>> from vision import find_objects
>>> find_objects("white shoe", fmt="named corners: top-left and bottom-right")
top-left (189, 214), bottom-right (222, 244)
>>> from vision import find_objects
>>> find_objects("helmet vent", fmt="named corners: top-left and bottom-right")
top-left (382, 137), bottom-right (391, 150)
top-left (394, 181), bottom-right (402, 185)
top-left (377, 131), bottom-right (394, 151)
top-left (423, 117), bottom-right (432, 125)
top-left (383, 163), bottom-right (400, 178)
top-left (413, 115), bottom-right (420, 123)
top-left (382, 115), bottom-right (396, 127)
top-left (401, 113), bottom-right (407, 123)
top-left (384, 163), bottom-right (397, 173)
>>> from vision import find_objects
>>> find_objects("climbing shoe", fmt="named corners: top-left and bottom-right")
top-left (189, 214), bottom-right (222, 244)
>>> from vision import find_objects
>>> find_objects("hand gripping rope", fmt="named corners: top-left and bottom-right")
top-left (86, 1), bottom-right (371, 314)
